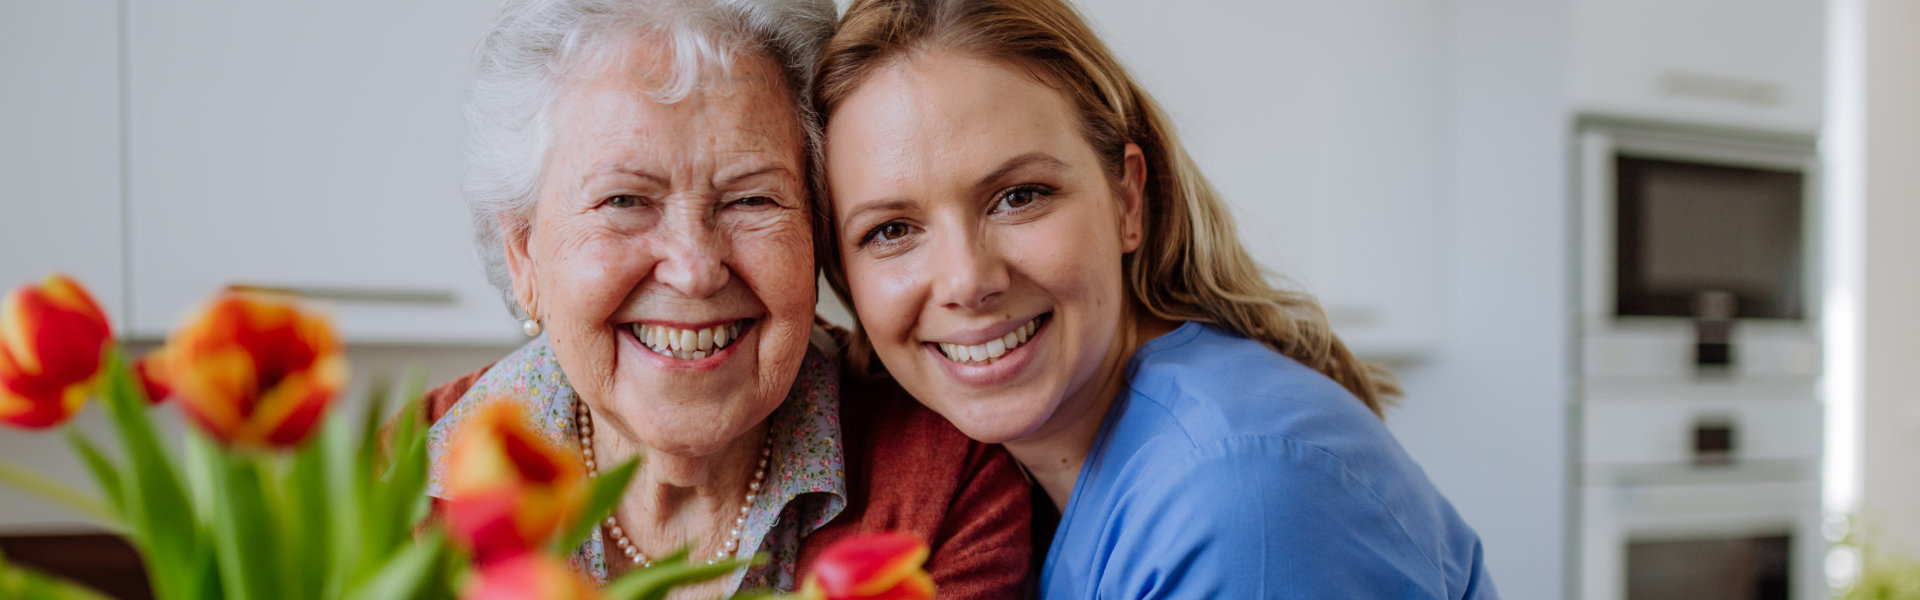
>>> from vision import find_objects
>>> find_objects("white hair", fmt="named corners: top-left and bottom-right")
top-left (463, 0), bottom-right (837, 318)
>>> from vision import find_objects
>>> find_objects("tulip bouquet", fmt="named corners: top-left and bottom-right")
top-left (0, 274), bottom-right (935, 600)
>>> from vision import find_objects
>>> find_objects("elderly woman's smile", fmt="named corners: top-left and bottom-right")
top-left (505, 47), bottom-right (815, 460)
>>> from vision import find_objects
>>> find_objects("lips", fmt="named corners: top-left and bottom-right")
top-left (629, 320), bottom-right (753, 360)
top-left (934, 314), bottom-right (1048, 365)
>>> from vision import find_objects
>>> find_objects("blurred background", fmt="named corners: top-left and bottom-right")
top-left (2, 0), bottom-right (1914, 598)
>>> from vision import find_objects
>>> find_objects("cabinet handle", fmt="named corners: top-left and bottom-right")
top-left (228, 284), bottom-right (456, 305)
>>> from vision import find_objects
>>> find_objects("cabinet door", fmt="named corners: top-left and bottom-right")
top-left (1082, 1), bottom-right (1445, 358)
top-left (0, 1), bottom-right (125, 328)
top-left (1571, 0), bottom-right (1827, 132)
top-left (126, 1), bottom-right (521, 344)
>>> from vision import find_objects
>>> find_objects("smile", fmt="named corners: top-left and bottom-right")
top-left (936, 314), bottom-right (1048, 365)
top-left (630, 320), bottom-right (752, 360)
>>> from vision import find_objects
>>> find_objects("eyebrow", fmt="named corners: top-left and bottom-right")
top-left (717, 164), bottom-right (794, 189)
top-left (976, 152), bottom-right (1070, 190)
top-left (586, 164), bottom-right (669, 187)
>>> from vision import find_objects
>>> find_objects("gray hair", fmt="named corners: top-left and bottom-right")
top-left (463, 0), bottom-right (838, 318)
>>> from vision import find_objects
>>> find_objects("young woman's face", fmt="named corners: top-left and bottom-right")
top-left (825, 52), bottom-right (1145, 445)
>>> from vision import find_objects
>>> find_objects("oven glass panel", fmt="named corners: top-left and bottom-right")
top-left (1614, 156), bottom-right (1805, 319)
top-left (1626, 534), bottom-right (1791, 600)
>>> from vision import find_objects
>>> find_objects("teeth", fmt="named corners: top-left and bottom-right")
top-left (938, 316), bottom-right (1043, 365)
top-left (632, 321), bottom-right (747, 359)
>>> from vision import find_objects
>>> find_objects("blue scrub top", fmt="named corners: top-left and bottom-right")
top-left (1039, 322), bottom-right (1497, 599)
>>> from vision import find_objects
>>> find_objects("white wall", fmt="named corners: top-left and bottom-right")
top-left (1386, 1), bottom-right (1573, 599)
top-left (1859, 0), bottom-right (1920, 554)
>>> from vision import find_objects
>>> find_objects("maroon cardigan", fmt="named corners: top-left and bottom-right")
top-left (422, 359), bottom-right (1033, 598)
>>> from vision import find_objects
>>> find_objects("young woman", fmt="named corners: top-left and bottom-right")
top-left (812, 0), bottom-right (1497, 597)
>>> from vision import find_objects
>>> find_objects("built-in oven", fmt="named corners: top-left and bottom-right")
top-left (1573, 119), bottom-right (1825, 600)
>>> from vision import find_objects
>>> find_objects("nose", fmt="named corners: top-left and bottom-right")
top-left (929, 227), bottom-right (1009, 311)
top-left (652, 209), bottom-right (731, 298)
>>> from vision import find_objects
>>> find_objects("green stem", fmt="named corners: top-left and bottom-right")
top-left (0, 460), bottom-right (117, 526)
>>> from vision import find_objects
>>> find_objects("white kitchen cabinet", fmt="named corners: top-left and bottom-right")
top-left (1081, 1), bottom-right (1446, 359)
top-left (1570, 0), bottom-right (1827, 132)
top-left (0, 1), bottom-right (127, 329)
top-left (125, 1), bottom-right (522, 344)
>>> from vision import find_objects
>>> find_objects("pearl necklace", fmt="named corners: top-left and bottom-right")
top-left (574, 400), bottom-right (770, 567)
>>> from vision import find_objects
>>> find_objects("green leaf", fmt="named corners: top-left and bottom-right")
top-left (97, 349), bottom-right (203, 599)
top-left (0, 560), bottom-right (117, 600)
top-left (554, 457), bottom-right (641, 556)
top-left (0, 460), bottom-right (115, 525)
top-left (206, 444), bottom-right (280, 600)
top-left (602, 551), bottom-right (765, 600)
top-left (352, 377), bottom-right (394, 580)
top-left (341, 531), bottom-right (449, 600)
top-left (319, 413), bottom-right (364, 595)
top-left (64, 430), bottom-right (124, 519)
top-left (282, 432), bottom-right (332, 600)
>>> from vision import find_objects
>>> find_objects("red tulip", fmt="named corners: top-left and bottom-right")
top-left (160, 290), bottom-right (344, 448)
top-left (133, 349), bottom-right (172, 405)
top-left (444, 400), bottom-right (586, 565)
top-left (463, 554), bottom-right (602, 600)
top-left (798, 532), bottom-right (935, 600)
top-left (0, 274), bottom-right (113, 430)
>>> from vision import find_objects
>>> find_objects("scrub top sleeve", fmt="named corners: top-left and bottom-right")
top-left (1112, 437), bottom-right (1452, 600)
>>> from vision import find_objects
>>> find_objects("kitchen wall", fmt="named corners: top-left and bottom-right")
top-left (1387, 1), bottom-right (1573, 598)
top-left (1860, 0), bottom-right (1920, 555)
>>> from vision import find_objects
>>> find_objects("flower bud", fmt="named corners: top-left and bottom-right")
top-left (0, 274), bottom-right (112, 429)
top-left (444, 400), bottom-right (586, 565)
top-left (162, 291), bottom-right (344, 448)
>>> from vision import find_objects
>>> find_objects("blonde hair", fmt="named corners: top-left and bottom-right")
top-left (812, 0), bottom-right (1400, 416)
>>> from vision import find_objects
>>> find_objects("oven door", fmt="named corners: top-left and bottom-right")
top-left (1579, 478), bottom-right (1824, 600)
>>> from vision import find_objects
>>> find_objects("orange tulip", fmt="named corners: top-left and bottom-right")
top-left (463, 554), bottom-right (602, 600)
top-left (798, 532), bottom-right (936, 600)
top-left (0, 274), bottom-right (112, 430)
top-left (161, 290), bottom-right (344, 448)
top-left (444, 400), bottom-right (586, 565)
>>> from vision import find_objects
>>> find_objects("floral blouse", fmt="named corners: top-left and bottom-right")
top-left (425, 332), bottom-right (850, 594)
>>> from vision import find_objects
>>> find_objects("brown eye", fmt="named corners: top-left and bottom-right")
top-left (734, 195), bottom-right (774, 208)
top-left (862, 221), bottom-right (916, 246)
top-left (992, 185), bottom-right (1049, 213)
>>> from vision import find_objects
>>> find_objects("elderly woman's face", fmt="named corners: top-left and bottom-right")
top-left (505, 46), bottom-right (813, 457)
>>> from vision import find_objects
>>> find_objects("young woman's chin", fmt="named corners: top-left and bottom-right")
top-left (925, 391), bottom-right (1056, 445)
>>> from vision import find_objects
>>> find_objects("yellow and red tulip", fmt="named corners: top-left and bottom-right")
top-left (133, 349), bottom-right (172, 405)
top-left (463, 554), bottom-right (602, 600)
top-left (444, 400), bottom-right (586, 565)
top-left (0, 274), bottom-right (113, 430)
top-left (798, 532), bottom-right (936, 600)
top-left (159, 290), bottom-right (344, 448)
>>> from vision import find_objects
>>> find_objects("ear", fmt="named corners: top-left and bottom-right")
top-left (1118, 142), bottom-right (1148, 253)
top-left (499, 212), bottom-right (540, 320)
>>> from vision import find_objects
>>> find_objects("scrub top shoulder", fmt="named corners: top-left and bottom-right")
top-left (1039, 322), bottom-right (1497, 599)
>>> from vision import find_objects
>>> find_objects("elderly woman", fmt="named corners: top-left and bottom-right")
top-left (420, 0), bottom-right (1031, 596)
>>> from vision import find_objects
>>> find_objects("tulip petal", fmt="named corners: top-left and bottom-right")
top-left (811, 532), bottom-right (933, 598)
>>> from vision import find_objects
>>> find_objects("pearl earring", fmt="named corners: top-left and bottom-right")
top-left (522, 318), bottom-right (542, 337)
